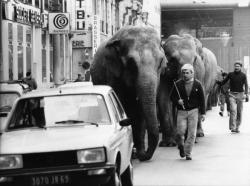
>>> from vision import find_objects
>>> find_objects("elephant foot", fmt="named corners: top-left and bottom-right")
top-left (159, 140), bottom-right (176, 147)
top-left (196, 131), bottom-right (204, 137)
top-left (137, 151), bottom-right (153, 162)
top-left (132, 148), bottom-right (137, 159)
top-left (206, 106), bottom-right (212, 111)
top-left (159, 140), bottom-right (168, 147)
top-left (195, 138), bottom-right (198, 143)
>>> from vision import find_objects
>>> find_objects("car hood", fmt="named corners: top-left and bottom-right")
top-left (0, 125), bottom-right (115, 154)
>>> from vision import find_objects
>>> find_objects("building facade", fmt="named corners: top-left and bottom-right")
top-left (1, 0), bottom-right (70, 88)
top-left (68, 0), bottom-right (161, 81)
top-left (0, 0), bottom-right (161, 86)
top-left (161, 0), bottom-right (250, 76)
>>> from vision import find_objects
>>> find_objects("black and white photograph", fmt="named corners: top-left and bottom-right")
top-left (0, 0), bottom-right (250, 186)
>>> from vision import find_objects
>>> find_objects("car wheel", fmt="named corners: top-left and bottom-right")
top-left (104, 164), bottom-right (121, 186)
top-left (121, 162), bottom-right (133, 186)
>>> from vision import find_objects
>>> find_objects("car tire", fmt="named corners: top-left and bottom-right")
top-left (104, 164), bottom-right (121, 186)
top-left (121, 162), bottom-right (133, 186)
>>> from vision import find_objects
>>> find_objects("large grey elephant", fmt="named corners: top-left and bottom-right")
top-left (90, 26), bottom-right (167, 161)
top-left (158, 34), bottom-right (218, 147)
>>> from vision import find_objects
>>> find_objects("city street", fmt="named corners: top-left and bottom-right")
top-left (133, 102), bottom-right (250, 186)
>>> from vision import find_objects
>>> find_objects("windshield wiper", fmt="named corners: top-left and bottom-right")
top-left (55, 120), bottom-right (84, 124)
top-left (55, 120), bottom-right (99, 127)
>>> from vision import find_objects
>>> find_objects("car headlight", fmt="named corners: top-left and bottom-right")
top-left (77, 148), bottom-right (106, 164)
top-left (0, 155), bottom-right (23, 170)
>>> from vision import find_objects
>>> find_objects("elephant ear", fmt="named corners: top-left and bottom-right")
top-left (194, 38), bottom-right (204, 60)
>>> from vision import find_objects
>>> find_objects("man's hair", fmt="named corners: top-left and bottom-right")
top-left (234, 61), bottom-right (242, 67)
top-left (26, 71), bottom-right (31, 76)
top-left (181, 64), bottom-right (194, 73)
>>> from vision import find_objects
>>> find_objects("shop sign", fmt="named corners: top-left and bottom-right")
top-left (72, 40), bottom-right (85, 48)
top-left (15, 5), bottom-right (42, 26)
top-left (92, 15), bottom-right (100, 57)
top-left (49, 13), bottom-right (70, 34)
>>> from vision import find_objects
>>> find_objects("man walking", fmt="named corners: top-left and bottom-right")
top-left (217, 61), bottom-right (248, 133)
top-left (219, 72), bottom-right (230, 117)
top-left (170, 64), bottom-right (205, 160)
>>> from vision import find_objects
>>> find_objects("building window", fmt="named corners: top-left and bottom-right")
top-left (8, 45), bottom-right (13, 80)
top-left (45, 0), bottom-right (49, 10)
top-left (18, 46), bottom-right (24, 80)
top-left (42, 49), bottom-right (46, 82)
top-left (35, 0), bottom-right (40, 8)
top-left (50, 35), bottom-right (53, 82)
top-left (115, 0), bottom-right (119, 31)
top-left (8, 23), bottom-right (13, 40)
top-left (26, 47), bottom-right (31, 73)
top-left (26, 27), bottom-right (32, 74)
top-left (17, 25), bottom-right (23, 43)
top-left (42, 30), bottom-right (46, 82)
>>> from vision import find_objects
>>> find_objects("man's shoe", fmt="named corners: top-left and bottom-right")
top-left (178, 145), bottom-right (185, 158)
top-left (219, 112), bottom-right (223, 116)
top-left (186, 156), bottom-right (192, 160)
top-left (231, 129), bottom-right (239, 133)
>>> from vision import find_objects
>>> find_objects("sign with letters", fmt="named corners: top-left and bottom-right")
top-left (49, 13), bottom-right (70, 34)
top-left (92, 15), bottom-right (100, 57)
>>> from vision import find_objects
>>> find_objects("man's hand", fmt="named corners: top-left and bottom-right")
top-left (246, 94), bottom-right (249, 102)
top-left (200, 114), bottom-right (205, 122)
top-left (178, 99), bottom-right (184, 106)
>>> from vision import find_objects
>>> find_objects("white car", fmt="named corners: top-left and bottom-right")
top-left (0, 85), bottom-right (134, 186)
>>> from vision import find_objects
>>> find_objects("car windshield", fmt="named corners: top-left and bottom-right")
top-left (0, 93), bottom-right (20, 112)
top-left (7, 94), bottom-right (111, 130)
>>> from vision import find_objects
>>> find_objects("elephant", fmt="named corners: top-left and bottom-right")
top-left (90, 26), bottom-right (167, 161)
top-left (158, 34), bottom-right (218, 147)
top-left (207, 66), bottom-right (226, 110)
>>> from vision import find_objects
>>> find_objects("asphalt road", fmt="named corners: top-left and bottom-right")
top-left (133, 102), bottom-right (250, 186)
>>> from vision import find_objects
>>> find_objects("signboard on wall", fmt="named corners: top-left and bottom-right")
top-left (49, 13), bottom-right (70, 34)
top-left (92, 15), bottom-right (100, 57)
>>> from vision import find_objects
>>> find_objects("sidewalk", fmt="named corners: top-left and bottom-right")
top-left (133, 102), bottom-right (250, 186)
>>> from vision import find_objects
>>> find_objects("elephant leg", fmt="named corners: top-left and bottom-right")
top-left (159, 119), bottom-right (177, 147)
top-left (131, 108), bottom-right (146, 159)
top-left (159, 102), bottom-right (177, 147)
top-left (206, 94), bottom-right (212, 111)
top-left (139, 124), bottom-right (159, 161)
top-left (196, 115), bottom-right (205, 137)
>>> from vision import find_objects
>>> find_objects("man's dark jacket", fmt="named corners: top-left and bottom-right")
top-left (220, 71), bottom-right (248, 94)
top-left (170, 79), bottom-right (206, 115)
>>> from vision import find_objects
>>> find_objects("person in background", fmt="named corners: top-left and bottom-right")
top-left (217, 61), bottom-right (248, 133)
top-left (23, 71), bottom-right (37, 90)
top-left (170, 64), bottom-right (205, 160)
top-left (219, 72), bottom-right (230, 117)
top-left (74, 74), bottom-right (84, 82)
top-left (82, 61), bottom-right (91, 81)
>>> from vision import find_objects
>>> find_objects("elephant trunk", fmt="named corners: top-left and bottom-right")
top-left (137, 73), bottom-right (159, 161)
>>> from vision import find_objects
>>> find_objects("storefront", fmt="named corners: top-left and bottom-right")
top-left (1, 1), bottom-right (53, 88)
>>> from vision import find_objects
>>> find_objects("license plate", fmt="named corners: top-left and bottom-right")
top-left (31, 175), bottom-right (70, 186)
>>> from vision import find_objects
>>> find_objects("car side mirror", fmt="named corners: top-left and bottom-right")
top-left (119, 118), bottom-right (132, 127)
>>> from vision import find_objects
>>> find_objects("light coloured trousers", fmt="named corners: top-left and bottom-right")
top-left (176, 108), bottom-right (198, 157)
top-left (229, 92), bottom-right (244, 130)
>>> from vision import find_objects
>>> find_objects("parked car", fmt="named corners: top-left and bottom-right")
top-left (0, 81), bottom-right (29, 129)
top-left (0, 84), bottom-right (134, 186)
